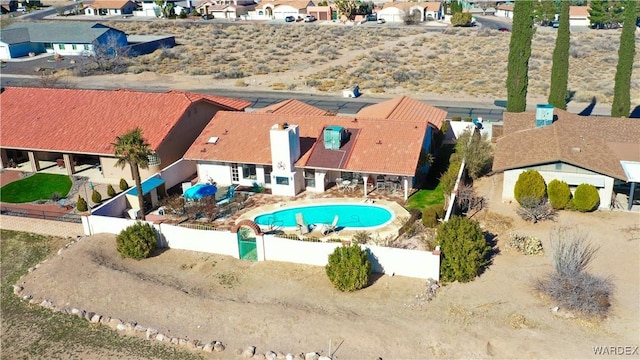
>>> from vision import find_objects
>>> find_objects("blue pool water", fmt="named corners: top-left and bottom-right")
top-left (254, 204), bottom-right (393, 228)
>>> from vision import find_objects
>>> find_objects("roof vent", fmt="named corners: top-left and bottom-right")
top-left (323, 126), bottom-right (348, 150)
top-left (535, 104), bottom-right (554, 128)
top-left (572, 147), bottom-right (581, 153)
top-left (208, 137), bottom-right (219, 144)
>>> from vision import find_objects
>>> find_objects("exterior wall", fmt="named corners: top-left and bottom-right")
top-left (569, 17), bottom-right (589, 27)
top-left (502, 167), bottom-right (614, 210)
top-left (100, 156), bottom-right (134, 181)
top-left (159, 224), bottom-right (240, 257)
top-left (273, 4), bottom-right (304, 19)
top-left (495, 9), bottom-right (512, 18)
top-left (94, 29), bottom-right (128, 50)
top-left (0, 41), bottom-right (43, 59)
top-left (159, 158), bottom-right (197, 190)
top-left (198, 162), bottom-right (232, 185)
top-left (91, 190), bottom-right (130, 217)
top-left (377, 7), bottom-right (405, 22)
top-left (86, 214), bottom-right (136, 235)
top-left (49, 42), bottom-right (92, 56)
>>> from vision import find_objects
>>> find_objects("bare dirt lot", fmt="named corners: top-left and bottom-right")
top-left (16, 174), bottom-right (640, 359)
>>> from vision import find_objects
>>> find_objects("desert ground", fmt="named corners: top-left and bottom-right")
top-left (13, 174), bottom-right (640, 359)
top-left (26, 18), bottom-right (636, 110)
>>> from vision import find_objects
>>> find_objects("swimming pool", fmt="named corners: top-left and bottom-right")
top-left (254, 204), bottom-right (393, 229)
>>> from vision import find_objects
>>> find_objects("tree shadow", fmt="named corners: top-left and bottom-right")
top-left (565, 90), bottom-right (576, 104)
top-left (577, 96), bottom-right (597, 116)
top-left (478, 232), bottom-right (500, 277)
top-left (629, 105), bottom-right (640, 118)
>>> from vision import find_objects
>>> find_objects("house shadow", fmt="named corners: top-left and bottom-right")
top-left (578, 96), bottom-right (597, 116)
top-left (629, 105), bottom-right (640, 118)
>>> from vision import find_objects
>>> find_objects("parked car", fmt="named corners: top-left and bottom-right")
top-left (377, 18), bottom-right (385, 24)
top-left (497, 27), bottom-right (510, 32)
top-left (552, 21), bottom-right (559, 28)
top-left (284, 15), bottom-right (296, 22)
top-left (366, 13), bottom-right (377, 21)
top-left (304, 15), bottom-right (316, 22)
top-left (202, 13), bottom-right (214, 20)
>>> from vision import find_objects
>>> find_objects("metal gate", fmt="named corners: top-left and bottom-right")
top-left (237, 227), bottom-right (257, 260)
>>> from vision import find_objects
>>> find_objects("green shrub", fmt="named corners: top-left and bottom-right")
top-left (116, 222), bottom-right (158, 260)
top-left (547, 179), bottom-right (571, 209)
top-left (422, 205), bottom-right (444, 228)
top-left (326, 244), bottom-right (372, 292)
top-left (571, 183), bottom-right (599, 212)
top-left (119, 178), bottom-right (129, 191)
top-left (91, 189), bottom-right (102, 204)
top-left (514, 170), bottom-right (547, 205)
top-left (352, 231), bottom-right (372, 244)
top-left (76, 195), bottom-right (88, 212)
top-left (436, 216), bottom-right (490, 283)
top-left (107, 184), bottom-right (116, 197)
top-left (440, 161), bottom-right (462, 195)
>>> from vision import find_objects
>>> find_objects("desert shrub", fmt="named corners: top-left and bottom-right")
top-left (547, 180), bottom-right (571, 210)
top-left (234, 79), bottom-right (248, 87)
top-left (516, 196), bottom-right (556, 223)
top-left (352, 231), bottom-right (372, 245)
top-left (422, 205), bottom-right (444, 228)
top-left (119, 178), bottom-right (129, 191)
top-left (436, 216), bottom-right (490, 283)
top-left (107, 184), bottom-right (116, 197)
top-left (51, 192), bottom-right (61, 202)
top-left (455, 129), bottom-right (493, 179)
top-left (535, 227), bottom-right (613, 317)
top-left (116, 222), bottom-right (158, 260)
top-left (325, 244), bottom-right (372, 292)
top-left (76, 195), bottom-right (88, 212)
top-left (571, 183), bottom-right (599, 212)
top-left (514, 170), bottom-right (547, 205)
top-left (91, 189), bottom-right (102, 204)
top-left (506, 233), bottom-right (544, 255)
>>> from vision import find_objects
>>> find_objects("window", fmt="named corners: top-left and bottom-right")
top-left (72, 44), bottom-right (77, 50)
top-left (58, 44), bottom-right (65, 50)
top-left (264, 166), bottom-right (272, 184)
top-left (275, 176), bottom-right (289, 185)
top-left (231, 163), bottom-right (239, 182)
top-left (44, 43), bottom-right (53, 49)
top-left (242, 164), bottom-right (257, 180)
top-left (304, 169), bottom-right (315, 188)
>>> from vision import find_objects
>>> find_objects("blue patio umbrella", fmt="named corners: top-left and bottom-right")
top-left (183, 184), bottom-right (218, 200)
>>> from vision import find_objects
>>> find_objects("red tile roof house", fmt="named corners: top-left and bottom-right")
top-left (0, 86), bottom-right (250, 184)
top-left (84, 0), bottom-right (137, 16)
top-left (492, 106), bottom-right (640, 211)
top-left (184, 96), bottom-right (446, 200)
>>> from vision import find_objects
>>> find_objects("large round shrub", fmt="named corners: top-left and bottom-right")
top-left (326, 244), bottom-right (372, 292)
top-left (547, 179), bottom-right (571, 209)
top-left (572, 184), bottom-right (600, 212)
top-left (116, 222), bottom-right (158, 260)
top-left (514, 170), bottom-right (547, 205)
top-left (436, 216), bottom-right (490, 283)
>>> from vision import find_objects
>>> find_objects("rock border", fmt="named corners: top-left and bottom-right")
top-left (13, 236), bottom-right (334, 359)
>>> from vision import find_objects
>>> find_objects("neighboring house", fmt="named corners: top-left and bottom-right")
top-left (377, 2), bottom-right (440, 23)
top-left (306, 5), bottom-right (334, 21)
top-left (134, 0), bottom-right (194, 17)
top-left (0, 22), bottom-right (127, 59)
top-left (85, 0), bottom-right (137, 15)
top-left (494, 3), bottom-right (513, 18)
top-left (198, 0), bottom-right (256, 18)
top-left (184, 97), bottom-right (446, 199)
top-left (569, 5), bottom-right (590, 27)
top-left (254, 0), bottom-right (314, 20)
top-left (0, 87), bottom-right (251, 184)
top-left (492, 106), bottom-right (640, 210)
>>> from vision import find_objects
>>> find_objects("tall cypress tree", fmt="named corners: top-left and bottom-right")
top-left (506, 0), bottom-right (535, 112)
top-left (611, 0), bottom-right (637, 117)
top-left (548, 1), bottom-right (570, 109)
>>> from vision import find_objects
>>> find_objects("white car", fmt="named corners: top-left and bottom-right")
top-left (377, 18), bottom-right (385, 24)
top-left (304, 15), bottom-right (316, 22)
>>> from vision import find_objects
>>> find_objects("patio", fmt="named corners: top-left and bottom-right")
top-left (4, 160), bottom-right (121, 185)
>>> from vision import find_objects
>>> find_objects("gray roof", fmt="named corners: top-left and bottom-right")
top-left (0, 28), bottom-right (31, 45)
top-left (2, 22), bottom-right (123, 44)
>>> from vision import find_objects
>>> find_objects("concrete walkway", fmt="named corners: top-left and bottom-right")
top-left (0, 215), bottom-right (84, 238)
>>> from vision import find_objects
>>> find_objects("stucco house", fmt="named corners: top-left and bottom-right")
top-left (253, 0), bottom-right (313, 20)
top-left (198, 0), bottom-right (256, 18)
top-left (134, 0), bottom-right (194, 17)
top-left (569, 5), bottom-right (590, 27)
top-left (85, 0), bottom-right (137, 15)
top-left (377, 1), bottom-right (441, 23)
top-left (0, 87), bottom-right (251, 184)
top-left (306, 5), bottom-right (335, 21)
top-left (494, 3), bottom-right (513, 18)
top-left (0, 22), bottom-right (126, 59)
top-left (492, 105), bottom-right (640, 210)
top-left (184, 97), bottom-right (446, 199)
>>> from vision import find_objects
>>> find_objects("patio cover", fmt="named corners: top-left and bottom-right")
top-left (127, 177), bottom-right (165, 196)
top-left (621, 161), bottom-right (640, 183)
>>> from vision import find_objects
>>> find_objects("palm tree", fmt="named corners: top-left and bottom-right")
top-left (112, 128), bottom-right (151, 220)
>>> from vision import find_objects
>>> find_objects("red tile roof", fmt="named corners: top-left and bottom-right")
top-left (88, 0), bottom-right (134, 9)
top-left (184, 112), bottom-right (428, 176)
top-left (569, 5), bottom-right (589, 17)
top-left (0, 87), bottom-right (250, 155)
top-left (255, 99), bottom-right (329, 116)
top-left (493, 109), bottom-right (640, 180)
top-left (356, 96), bottom-right (447, 130)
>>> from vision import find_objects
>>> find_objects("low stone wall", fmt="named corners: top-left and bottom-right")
top-left (13, 237), bottom-right (333, 360)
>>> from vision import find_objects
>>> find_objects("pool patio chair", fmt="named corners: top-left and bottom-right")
top-left (319, 215), bottom-right (339, 236)
top-left (296, 213), bottom-right (310, 235)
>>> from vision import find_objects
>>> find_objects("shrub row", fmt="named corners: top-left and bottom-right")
top-left (514, 170), bottom-right (600, 213)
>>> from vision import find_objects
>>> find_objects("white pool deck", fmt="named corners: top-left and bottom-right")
top-left (237, 197), bottom-right (409, 241)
